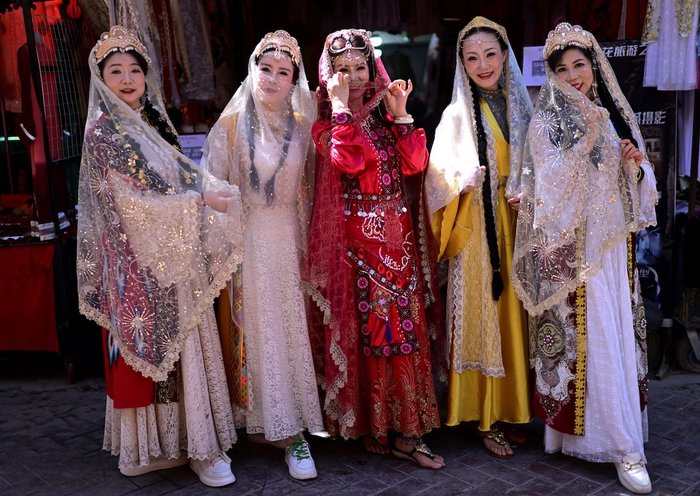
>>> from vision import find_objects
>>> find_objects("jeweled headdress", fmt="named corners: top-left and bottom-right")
top-left (255, 30), bottom-right (302, 67)
top-left (94, 25), bottom-right (151, 65)
top-left (543, 22), bottom-right (594, 59)
top-left (458, 16), bottom-right (508, 46)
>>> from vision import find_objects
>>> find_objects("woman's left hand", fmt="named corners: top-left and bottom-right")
top-left (385, 79), bottom-right (413, 118)
top-left (621, 139), bottom-right (643, 167)
top-left (507, 193), bottom-right (521, 211)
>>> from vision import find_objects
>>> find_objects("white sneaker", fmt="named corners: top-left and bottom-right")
top-left (285, 439), bottom-right (317, 480)
top-left (119, 453), bottom-right (188, 476)
top-left (190, 453), bottom-right (236, 487)
top-left (614, 456), bottom-right (652, 494)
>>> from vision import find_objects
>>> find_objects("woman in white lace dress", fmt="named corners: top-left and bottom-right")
top-left (77, 26), bottom-right (242, 487)
top-left (511, 23), bottom-right (658, 494)
top-left (202, 30), bottom-right (323, 481)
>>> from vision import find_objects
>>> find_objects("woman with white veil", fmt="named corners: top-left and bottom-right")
top-left (77, 26), bottom-right (242, 487)
top-left (512, 23), bottom-right (658, 494)
top-left (201, 30), bottom-right (323, 481)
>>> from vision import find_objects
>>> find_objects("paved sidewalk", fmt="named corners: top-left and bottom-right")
top-left (1, 353), bottom-right (699, 495)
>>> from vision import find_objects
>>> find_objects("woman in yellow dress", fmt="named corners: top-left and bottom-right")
top-left (426, 16), bottom-right (533, 459)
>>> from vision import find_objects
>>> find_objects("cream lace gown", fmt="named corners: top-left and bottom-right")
top-left (103, 310), bottom-right (237, 468)
top-left (233, 134), bottom-right (324, 441)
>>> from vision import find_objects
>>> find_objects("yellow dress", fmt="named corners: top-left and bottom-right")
top-left (433, 100), bottom-right (531, 430)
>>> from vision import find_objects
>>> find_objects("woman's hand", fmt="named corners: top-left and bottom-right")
top-left (203, 190), bottom-right (237, 213)
top-left (507, 193), bottom-right (521, 211)
top-left (327, 72), bottom-right (350, 112)
top-left (621, 139), bottom-right (643, 167)
top-left (385, 79), bottom-right (412, 118)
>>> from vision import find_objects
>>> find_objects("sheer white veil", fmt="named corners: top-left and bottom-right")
top-left (77, 26), bottom-right (242, 381)
top-left (201, 30), bottom-right (316, 250)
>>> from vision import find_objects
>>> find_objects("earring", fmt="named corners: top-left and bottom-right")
top-left (591, 59), bottom-right (600, 102)
top-left (592, 80), bottom-right (599, 101)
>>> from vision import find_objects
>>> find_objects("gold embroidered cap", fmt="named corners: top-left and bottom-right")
top-left (255, 30), bottom-right (302, 67)
top-left (543, 22), bottom-right (594, 59)
top-left (94, 25), bottom-right (151, 65)
top-left (459, 16), bottom-right (508, 46)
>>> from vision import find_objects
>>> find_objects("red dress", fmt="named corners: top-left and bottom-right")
top-left (310, 111), bottom-right (441, 440)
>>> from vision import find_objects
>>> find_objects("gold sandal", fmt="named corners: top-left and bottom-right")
top-left (479, 429), bottom-right (513, 459)
top-left (391, 437), bottom-right (442, 468)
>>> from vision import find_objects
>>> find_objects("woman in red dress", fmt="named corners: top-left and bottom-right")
top-left (304, 28), bottom-right (443, 469)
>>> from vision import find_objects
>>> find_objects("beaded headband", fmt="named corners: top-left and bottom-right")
top-left (326, 28), bottom-right (372, 58)
top-left (255, 30), bottom-right (301, 67)
top-left (94, 25), bottom-right (151, 65)
top-left (458, 16), bottom-right (508, 46)
top-left (543, 22), bottom-right (594, 59)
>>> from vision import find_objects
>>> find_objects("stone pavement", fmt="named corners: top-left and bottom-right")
top-left (1, 352), bottom-right (699, 496)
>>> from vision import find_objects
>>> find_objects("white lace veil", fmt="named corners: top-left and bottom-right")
top-left (511, 23), bottom-right (658, 315)
top-left (201, 30), bottom-right (315, 248)
top-left (77, 26), bottom-right (243, 381)
top-left (426, 16), bottom-right (533, 215)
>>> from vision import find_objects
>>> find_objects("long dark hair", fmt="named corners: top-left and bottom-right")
top-left (459, 26), bottom-right (508, 300)
top-left (468, 75), bottom-right (504, 300)
top-left (547, 46), bottom-right (637, 148)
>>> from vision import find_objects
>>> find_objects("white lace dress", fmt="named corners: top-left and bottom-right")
top-left (643, 0), bottom-right (699, 90)
top-left (103, 309), bottom-right (237, 469)
top-left (235, 134), bottom-right (324, 441)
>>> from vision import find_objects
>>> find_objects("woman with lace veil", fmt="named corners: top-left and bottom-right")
top-left (426, 16), bottom-right (533, 460)
top-left (512, 23), bottom-right (658, 494)
top-left (303, 28), bottom-right (443, 469)
top-left (77, 26), bottom-right (242, 487)
top-left (201, 30), bottom-right (323, 481)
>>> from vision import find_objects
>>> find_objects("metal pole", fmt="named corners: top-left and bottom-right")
top-left (0, 101), bottom-right (14, 192)
top-left (21, 0), bottom-right (71, 373)
top-left (688, 89), bottom-right (699, 219)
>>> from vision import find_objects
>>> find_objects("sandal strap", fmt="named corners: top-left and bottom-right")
top-left (401, 437), bottom-right (436, 460)
top-left (484, 429), bottom-right (508, 446)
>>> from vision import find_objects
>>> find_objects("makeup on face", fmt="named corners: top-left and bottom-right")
top-left (553, 47), bottom-right (595, 99)
top-left (461, 33), bottom-right (506, 91)
top-left (102, 52), bottom-right (146, 110)
top-left (332, 49), bottom-right (370, 96)
top-left (256, 52), bottom-right (295, 109)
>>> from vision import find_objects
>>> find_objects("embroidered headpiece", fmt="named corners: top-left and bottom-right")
top-left (458, 16), bottom-right (508, 46)
top-left (94, 25), bottom-right (151, 65)
top-left (326, 29), bottom-right (372, 59)
top-left (255, 30), bottom-right (301, 67)
top-left (543, 22), bottom-right (594, 59)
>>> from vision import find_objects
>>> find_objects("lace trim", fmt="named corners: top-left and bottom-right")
top-left (79, 244), bottom-right (243, 382)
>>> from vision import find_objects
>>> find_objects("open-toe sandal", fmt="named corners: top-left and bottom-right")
top-left (479, 429), bottom-right (514, 459)
top-left (391, 437), bottom-right (443, 469)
